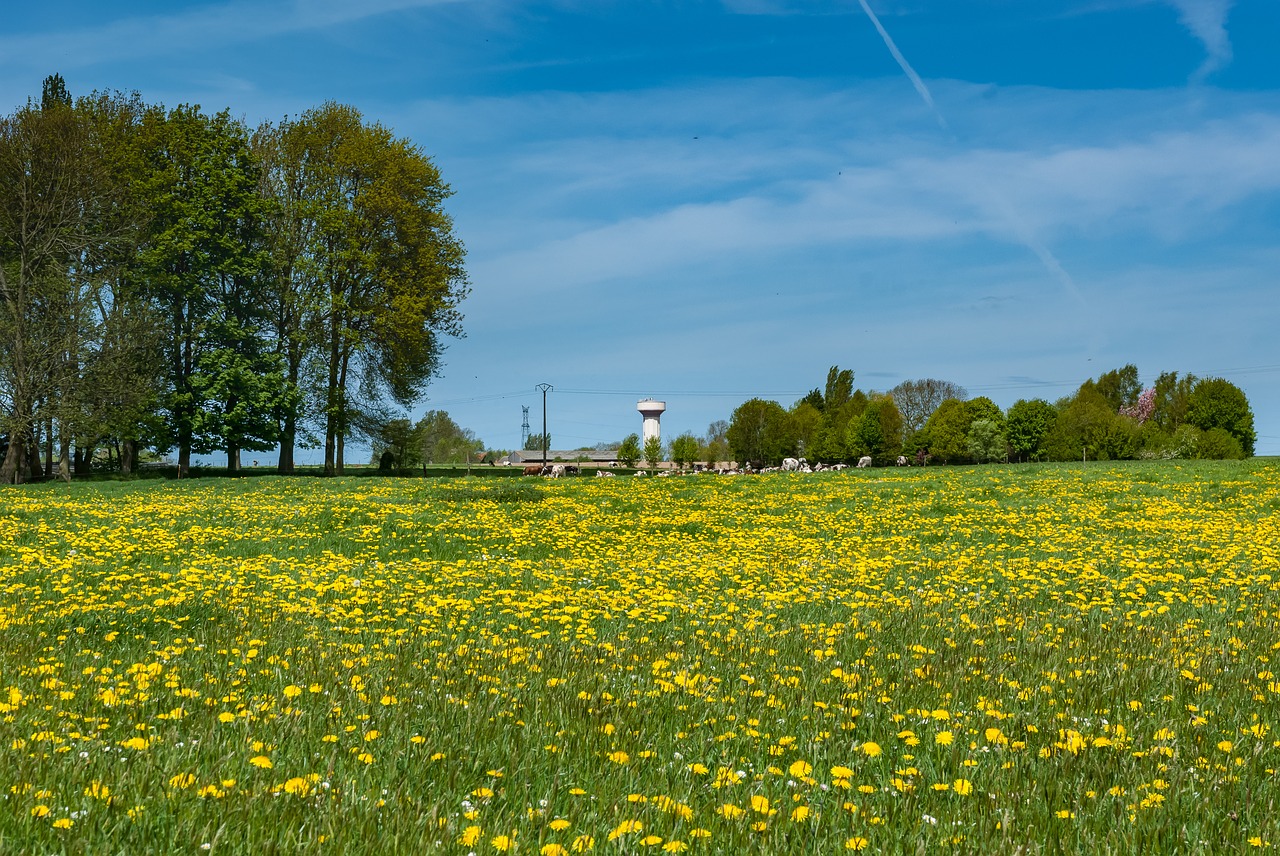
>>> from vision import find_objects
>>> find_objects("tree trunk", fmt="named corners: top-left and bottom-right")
top-left (228, 444), bottom-right (241, 474)
top-left (74, 445), bottom-right (91, 476)
top-left (1, 438), bottom-right (26, 485)
top-left (25, 429), bottom-right (42, 481)
top-left (324, 314), bottom-right (341, 477)
top-left (278, 433), bottom-right (295, 474)
top-left (44, 416), bottom-right (54, 478)
top-left (277, 353), bottom-right (300, 474)
top-left (59, 432), bottom-right (71, 483)
top-left (335, 348), bottom-right (350, 475)
top-left (120, 439), bottom-right (136, 475)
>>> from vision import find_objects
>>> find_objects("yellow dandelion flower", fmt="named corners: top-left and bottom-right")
top-left (788, 760), bottom-right (812, 777)
top-left (168, 772), bottom-right (196, 789)
top-left (608, 820), bottom-right (642, 841)
top-left (249, 755), bottom-right (273, 769)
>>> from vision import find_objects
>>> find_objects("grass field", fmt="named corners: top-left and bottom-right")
top-left (1, 461), bottom-right (1278, 854)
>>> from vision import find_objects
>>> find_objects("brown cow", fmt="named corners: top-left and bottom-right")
top-left (523, 465), bottom-right (544, 476)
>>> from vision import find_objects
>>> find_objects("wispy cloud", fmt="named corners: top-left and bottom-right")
top-left (460, 89), bottom-right (1280, 300)
top-left (0, 0), bottom-right (475, 72)
top-left (1167, 0), bottom-right (1234, 83)
top-left (854, 0), bottom-right (948, 131)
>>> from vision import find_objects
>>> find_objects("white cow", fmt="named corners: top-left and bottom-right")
top-left (896, 455), bottom-right (908, 466)
top-left (595, 470), bottom-right (615, 478)
top-left (782, 457), bottom-right (801, 472)
top-left (857, 456), bottom-right (872, 468)
top-left (547, 464), bottom-right (565, 478)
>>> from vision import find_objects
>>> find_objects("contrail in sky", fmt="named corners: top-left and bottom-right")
top-left (854, 0), bottom-right (1086, 310)
top-left (855, 0), bottom-right (948, 132)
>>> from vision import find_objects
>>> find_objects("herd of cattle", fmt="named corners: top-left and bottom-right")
top-left (521, 455), bottom-right (914, 477)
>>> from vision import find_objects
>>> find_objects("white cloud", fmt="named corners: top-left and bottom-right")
top-left (0, 0), bottom-right (478, 72)
top-left (1167, 0), bottom-right (1234, 83)
top-left (463, 97), bottom-right (1280, 301)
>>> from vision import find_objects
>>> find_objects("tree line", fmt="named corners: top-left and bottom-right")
top-left (721, 365), bottom-right (1256, 468)
top-left (0, 75), bottom-right (468, 483)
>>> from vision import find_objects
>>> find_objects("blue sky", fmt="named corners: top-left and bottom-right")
top-left (4, 0), bottom-right (1278, 458)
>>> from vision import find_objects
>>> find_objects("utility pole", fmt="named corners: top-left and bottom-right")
top-left (536, 383), bottom-right (553, 468)
top-left (521, 406), bottom-right (531, 450)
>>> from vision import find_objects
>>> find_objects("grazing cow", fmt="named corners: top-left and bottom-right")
top-left (782, 457), bottom-right (800, 472)
top-left (896, 455), bottom-right (908, 466)
top-left (595, 470), bottom-right (615, 477)
top-left (857, 456), bottom-right (872, 468)
top-left (565, 465), bottom-right (580, 476)
top-left (523, 465), bottom-right (543, 476)
top-left (547, 464), bottom-right (566, 478)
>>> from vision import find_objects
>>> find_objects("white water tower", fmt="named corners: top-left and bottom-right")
top-left (637, 399), bottom-right (666, 447)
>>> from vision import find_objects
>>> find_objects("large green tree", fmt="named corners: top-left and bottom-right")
top-left (967, 419), bottom-right (1007, 463)
top-left (1151, 371), bottom-right (1196, 432)
top-left (1043, 388), bottom-right (1139, 461)
top-left (669, 433), bottom-right (700, 469)
top-left (417, 409), bottom-right (482, 464)
top-left (262, 104), bottom-right (468, 476)
top-left (617, 433), bottom-right (641, 468)
top-left (0, 82), bottom-right (113, 482)
top-left (811, 366), bottom-right (861, 462)
top-left (847, 395), bottom-right (904, 464)
top-left (73, 90), bottom-right (167, 475)
top-left (920, 398), bottom-right (970, 464)
top-left (728, 398), bottom-right (794, 467)
top-left (134, 104), bottom-right (284, 474)
top-left (1087, 364), bottom-right (1141, 411)
top-left (1005, 398), bottom-right (1056, 462)
top-left (1186, 377), bottom-right (1255, 457)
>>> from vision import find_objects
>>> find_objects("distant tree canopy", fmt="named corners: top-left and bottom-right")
top-left (369, 410), bottom-right (483, 470)
top-left (617, 434), bottom-right (641, 468)
top-left (728, 398), bottom-right (794, 467)
top-left (0, 77), bottom-right (468, 483)
top-left (719, 365), bottom-right (1255, 467)
top-left (669, 433), bottom-right (700, 469)
top-left (847, 396), bottom-right (904, 465)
